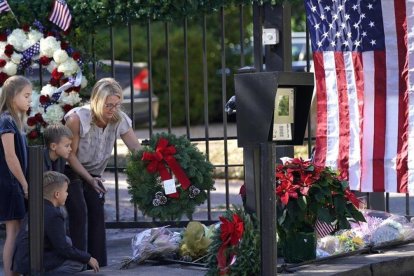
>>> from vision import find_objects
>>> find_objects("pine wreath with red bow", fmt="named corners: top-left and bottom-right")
top-left (206, 208), bottom-right (260, 276)
top-left (127, 132), bottom-right (215, 221)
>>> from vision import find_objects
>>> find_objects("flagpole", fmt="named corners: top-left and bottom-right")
top-left (10, 9), bottom-right (20, 25)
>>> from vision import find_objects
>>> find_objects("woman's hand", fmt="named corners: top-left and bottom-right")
top-left (88, 177), bottom-right (107, 195)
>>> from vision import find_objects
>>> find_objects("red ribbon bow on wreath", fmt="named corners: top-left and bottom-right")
top-left (217, 214), bottom-right (244, 275)
top-left (142, 137), bottom-right (191, 198)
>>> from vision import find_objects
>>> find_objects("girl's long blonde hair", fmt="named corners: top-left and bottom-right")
top-left (90, 78), bottom-right (123, 125)
top-left (0, 76), bottom-right (32, 131)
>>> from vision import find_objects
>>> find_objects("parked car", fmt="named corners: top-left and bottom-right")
top-left (292, 32), bottom-right (313, 72)
top-left (97, 60), bottom-right (159, 126)
top-left (122, 68), bottom-right (159, 125)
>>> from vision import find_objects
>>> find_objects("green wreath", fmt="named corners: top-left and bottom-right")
top-left (127, 132), bottom-right (215, 221)
top-left (206, 208), bottom-right (260, 276)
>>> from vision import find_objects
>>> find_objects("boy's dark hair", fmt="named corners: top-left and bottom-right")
top-left (43, 171), bottom-right (69, 198)
top-left (43, 124), bottom-right (73, 147)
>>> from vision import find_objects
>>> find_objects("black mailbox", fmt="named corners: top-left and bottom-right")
top-left (235, 71), bottom-right (314, 147)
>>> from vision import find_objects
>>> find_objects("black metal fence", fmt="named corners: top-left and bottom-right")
top-left (21, 0), bottom-right (413, 240)
top-left (95, 5), bottom-right (251, 228)
top-left (22, 2), bottom-right (414, 275)
top-left (28, 2), bottom-right (412, 227)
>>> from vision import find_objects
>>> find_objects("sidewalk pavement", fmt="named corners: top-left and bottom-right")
top-left (0, 228), bottom-right (207, 276)
top-left (80, 230), bottom-right (207, 276)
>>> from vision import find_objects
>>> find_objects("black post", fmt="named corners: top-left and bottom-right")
top-left (260, 143), bottom-right (276, 276)
top-left (28, 146), bottom-right (44, 274)
top-left (263, 3), bottom-right (294, 162)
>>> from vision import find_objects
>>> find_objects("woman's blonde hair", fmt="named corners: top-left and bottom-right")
top-left (90, 78), bottom-right (123, 124)
top-left (0, 75), bottom-right (32, 131)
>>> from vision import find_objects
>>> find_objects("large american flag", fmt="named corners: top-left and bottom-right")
top-left (49, 0), bottom-right (72, 31)
top-left (0, 0), bottom-right (10, 14)
top-left (305, 0), bottom-right (414, 193)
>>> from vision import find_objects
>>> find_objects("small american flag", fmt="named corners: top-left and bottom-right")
top-left (0, 0), bottom-right (11, 14)
top-left (305, 0), bottom-right (414, 193)
top-left (48, 0), bottom-right (72, 31)
top-left (315, 219), bottom-right (337, 238)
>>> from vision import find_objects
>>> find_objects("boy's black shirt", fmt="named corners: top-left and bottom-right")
top-left (43, 148), bottom-right (66, 173)
top-left (12, 200), bottom-right (91, 274)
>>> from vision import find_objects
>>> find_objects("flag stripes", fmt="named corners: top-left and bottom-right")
top-left (49, 0), bottom-right (72, 31)
top-left (0, 0), bottom-right (10, 14)
top-left (306, 0), bottom-right (414, 193)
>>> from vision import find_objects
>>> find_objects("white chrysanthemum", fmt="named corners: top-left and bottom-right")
top-left (46, 60), bottom-right (57, 73)
top-left (7, 29), bottom-right (27, 52)
top-left (40, 84), bottom-right (57, 97)
top-left (80, 76), bottom-right (88, 88)
top-left (43, 104), bottom-right (65, 124)
top-left (21, 39), bottom-right (35, 51)
top-left (29, 91), bottom-right (42, 115)
top-left (60, 91), bottom-right (82, 106)
top-left (40, 36), bottom-right (60, 58)
top-left (27, 29), bottom-right (43, 45)
top-left (53, 49), bottom-right (69, 64)
top-left (0, 42), bottom-right (7, 56)
top-left (11, 52), bottom-right (23, 64)
top-left (3, 62), bottom-right (17, 75)
top-left (58, 58), bottom-right (79, 77)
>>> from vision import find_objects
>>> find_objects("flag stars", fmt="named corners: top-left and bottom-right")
top-left (344, 14), bottom-right (350, 21)
top-left (321, 14), bottom-right (326, 20)
top-left (354, 40), bottom-right (361, 47)
top-left (333, 14), bottom-right (338, 21)
top-left (369, 21), bottom-right (375, 27)
top-left (335, 32), bottom-right (341, 38)
top-left (331, 40), bottom-right (336, 47)
top-left (338, 4), bottom-right (344, 11)
top-left (329, 23), bottom-right (334, 29)
top-left (370, 40), bottom-right (376, 46)
top-left (361, 13), bottom-right (366, 19)
top-left (323, 32), bottom-right (329, 38)
top-left (367, 3), bottom-right (373, 9)
top-left (317, 41), bottom-right (323, 47)
top-left (362, 31), bottom-right (367, 37)
top-left (311, 5), bottom-right (317, 12)
top-left (343, 40), bottom-right (349, 47)
top-left (352, 4), bottom-right (358, 11)
top-left (314, 23), bottom-right (320, 30)
top-left (353, 22), bottom-right (359, 29)
top-left (341, 22), bottom-right (346, 29)
top-left (347, 32), bottom-right (352, 38)
top-left (324, 6), bottom-right (331, 11)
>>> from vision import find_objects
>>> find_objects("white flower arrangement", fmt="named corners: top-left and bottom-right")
top-left (7, 29), bottom-right (28, 52)
top-left (3, 62), bottom-right (17, 75)
top-left (58, 57), bottom-right (79, 76)
top-left (81, 76), bottom-right (88, 88)
top-left (53, 49), bottom-right (69, 64)
top-left (60, 91), bottom-right (82, 106)
top-left (0, 22), bottom-right (87, 142)
top-left (42, 104), bottom-right (65, 125)
top-left (39, 36), bottom-right (60, 58)
top-left (11, 52), bottom-right (23, 64)
top-left (40, 84), bottom-right (57, 97)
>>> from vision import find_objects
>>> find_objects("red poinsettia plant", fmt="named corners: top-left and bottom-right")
top-left (276, 158), bottom-right (365, 239)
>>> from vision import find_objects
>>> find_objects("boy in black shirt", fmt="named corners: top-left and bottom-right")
top-left (12, 171), bottom-right (99, 274)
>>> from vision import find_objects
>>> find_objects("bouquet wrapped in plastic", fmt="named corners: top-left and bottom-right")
top-left (317, 209), bottom-right (414, 257)
top-left (121, 226), bottom-right (181, 269)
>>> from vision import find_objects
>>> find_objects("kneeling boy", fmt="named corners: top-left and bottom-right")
top-left (13, 171), bottom-right (99, 274)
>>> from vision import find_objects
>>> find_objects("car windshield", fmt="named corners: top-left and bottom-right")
top-left (292, 33), bottom-right (312, 62)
